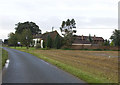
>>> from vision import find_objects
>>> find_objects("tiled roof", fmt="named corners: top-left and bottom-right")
top-left (73, 35), bottom-right (104, 44)
top-left (34, 30), bottom-right (60, 41)
top-left (74, 35), bottom-right (104, 41)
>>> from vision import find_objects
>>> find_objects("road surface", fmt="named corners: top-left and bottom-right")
top-left (2, 47), bottom-right (85, 83)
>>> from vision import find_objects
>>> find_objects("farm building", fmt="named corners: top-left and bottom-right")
top-left (33, 30), bottom-right (61, 47)
top-left (33, 30), bottom-right (104, 47)
top-left (72, 35), bottom-right (104, 46)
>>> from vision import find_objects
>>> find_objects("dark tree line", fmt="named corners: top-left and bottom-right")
top-left (102, 29), bottom-right (120, 46)
top-left (8, 21), bottom-right (40, 49)
top-left (15, 21), bottom-right (41, 35)
top-left (44, 34), bottom-right (62, 49)
top-left (110, 29), bottom-right (120, 46)
top-left (8, 20), bottom-right (120, 49)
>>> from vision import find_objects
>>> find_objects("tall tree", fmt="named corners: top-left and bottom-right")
top-left (103, 39), bottom-right (110, 46)
top-left (15, 21), bottom-right (41, 35)
top-left (88, 34), bottom-right (93, 43)
top-left (20, 29), bottom-right (33, 49)
top-left (8, 32), bottom-right (18, 47)
top-left (110, 40), bottom-right (114, 46)
top-left (110, 29), bottom-right (120, 46)
top-left (54, 34), bottom-right (62, 49)
top-left (60, 19), bottom-right (76, 46)
top-left (46, 35), bottom-right (52, 48)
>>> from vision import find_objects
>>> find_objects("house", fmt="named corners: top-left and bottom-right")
top-left (72, 35), bottom-right (104, 46)
top-left (33, 30), bottom-right (61, 47)
top-left (33, 34), bottom-right (42, 47)
top-left (41, 30), bottom-right (60, 41)
top-left (33, 30), bottom-right (104, 47)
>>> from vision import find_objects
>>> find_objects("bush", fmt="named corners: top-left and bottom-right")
top-left (35, 44), bottom-right (41, 49)
top-left (54, 34), bottom-right (62, 49)
top-left (46, 35), bottom-right (52, 48)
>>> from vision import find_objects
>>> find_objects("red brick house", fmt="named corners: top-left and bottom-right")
top-left (72, 35), bottom-right (104, 46)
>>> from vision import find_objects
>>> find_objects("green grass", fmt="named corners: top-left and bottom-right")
top-left (2, 49), bottom-right (8, 68)
top-left (10, 46), bottom-right (118, 51)
top-left (11, 47), bottom-right (117, 84)
top-left (28, 52), bottom-right (111, 83)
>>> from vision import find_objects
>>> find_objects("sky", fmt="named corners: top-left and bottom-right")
top-left (0, 0), bottom-right (119, 41)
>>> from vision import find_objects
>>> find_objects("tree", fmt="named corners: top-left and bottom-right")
top-left (110, 29), bottom-right (120, 46)
top-left (88, 34), bottom-right (93, 43)
top-left (54, 34), bottom-right (62, 49)
top-left (110, 40), bottom-right (114, 46)
top-left (8, 32), bottom-right (18, 47)
top-left (15, 21), bottom-right (41, 35)
top-left (4, 39), bottom-right (8, 45)
top-left (46, 35), bottom-right (52, 48)
top-left (60, 19), bottom-right (76, 46)
top-left (20, 29), bottom-right (33, 49)
top-left (103, 39), bottom-right (110, 46)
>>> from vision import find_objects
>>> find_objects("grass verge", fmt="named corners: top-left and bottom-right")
top-left (2, 49), bottom-right (8, 68)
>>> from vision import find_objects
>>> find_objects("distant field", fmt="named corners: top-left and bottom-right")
top-left (11, 47), bottom-right (118, 83)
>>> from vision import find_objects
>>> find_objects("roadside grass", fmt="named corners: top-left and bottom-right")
top-left (27, 51), bottom-right (111, 83)
top-left (2, 49), bottom-right (8, 68)
top-left (10, 47), bottom-right (35, 50)
top-left (11, 47), bottom-right (118, 83)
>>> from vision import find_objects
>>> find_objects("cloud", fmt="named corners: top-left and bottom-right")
top-left (0, 0), bottom-right (119, 40)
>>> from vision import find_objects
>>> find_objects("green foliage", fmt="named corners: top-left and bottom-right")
top-left (110, 29), bottom-right (120, 46)
top-left (54, 34), bottom-right (62, 49)
top-left (2, 49), bottom-right (8, 68)
top-left (103, 39), bottom-right (110, 46)
top-left (15, 21), bottom-right (41, 35)
top-left (30, 40), bottom-right (35, 47)
top-left (8, 21), bottom-right (41, 49)
top-left (8, 32), bottom-right (18, 47)
top-left (60, 19), bottom-right (76, 46)
top-left (43, 40), bottom-right (46, 48)
top-left (20, 29), bottom-right (33, 49)
top-left (46, 35), bottom-right (52, 48)
top-left (110, 41), bottom-right (114, 46)
top-left (88, 34), bottom-right (93, 43)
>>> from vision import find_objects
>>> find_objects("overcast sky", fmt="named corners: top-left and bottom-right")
top-left (0, 0), bottom-right (119, 40)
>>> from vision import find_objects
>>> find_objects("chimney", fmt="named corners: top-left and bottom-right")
top-left (82, 35), bottom-right (83, 40)
top-left (94, 35), bottom-right (96, 38)
top-left (52, 27), bottom-right (54, 32)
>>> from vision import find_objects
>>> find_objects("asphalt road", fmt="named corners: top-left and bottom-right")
top-left (2, 47), bottom-right (85, 83)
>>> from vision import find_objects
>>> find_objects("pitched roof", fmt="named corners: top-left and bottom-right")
top-left (74, 35), bottom-right (104, 41)
top-left (92, 37), bottom-right (104, 41)
top-left (34, 34), bottom-right (42, 38)
top-left (34, 30), bottom-right (61, 41)
top-left (73, 35), bottom-right (104, 44)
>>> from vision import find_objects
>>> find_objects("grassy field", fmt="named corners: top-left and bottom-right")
top-left (2, 49), bottom-right (8, 68)
top-left (11, 47), bottom-right (118, 83)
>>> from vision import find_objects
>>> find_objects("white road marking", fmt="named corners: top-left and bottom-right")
top-left (5, 59), bottom-right (10, 68)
